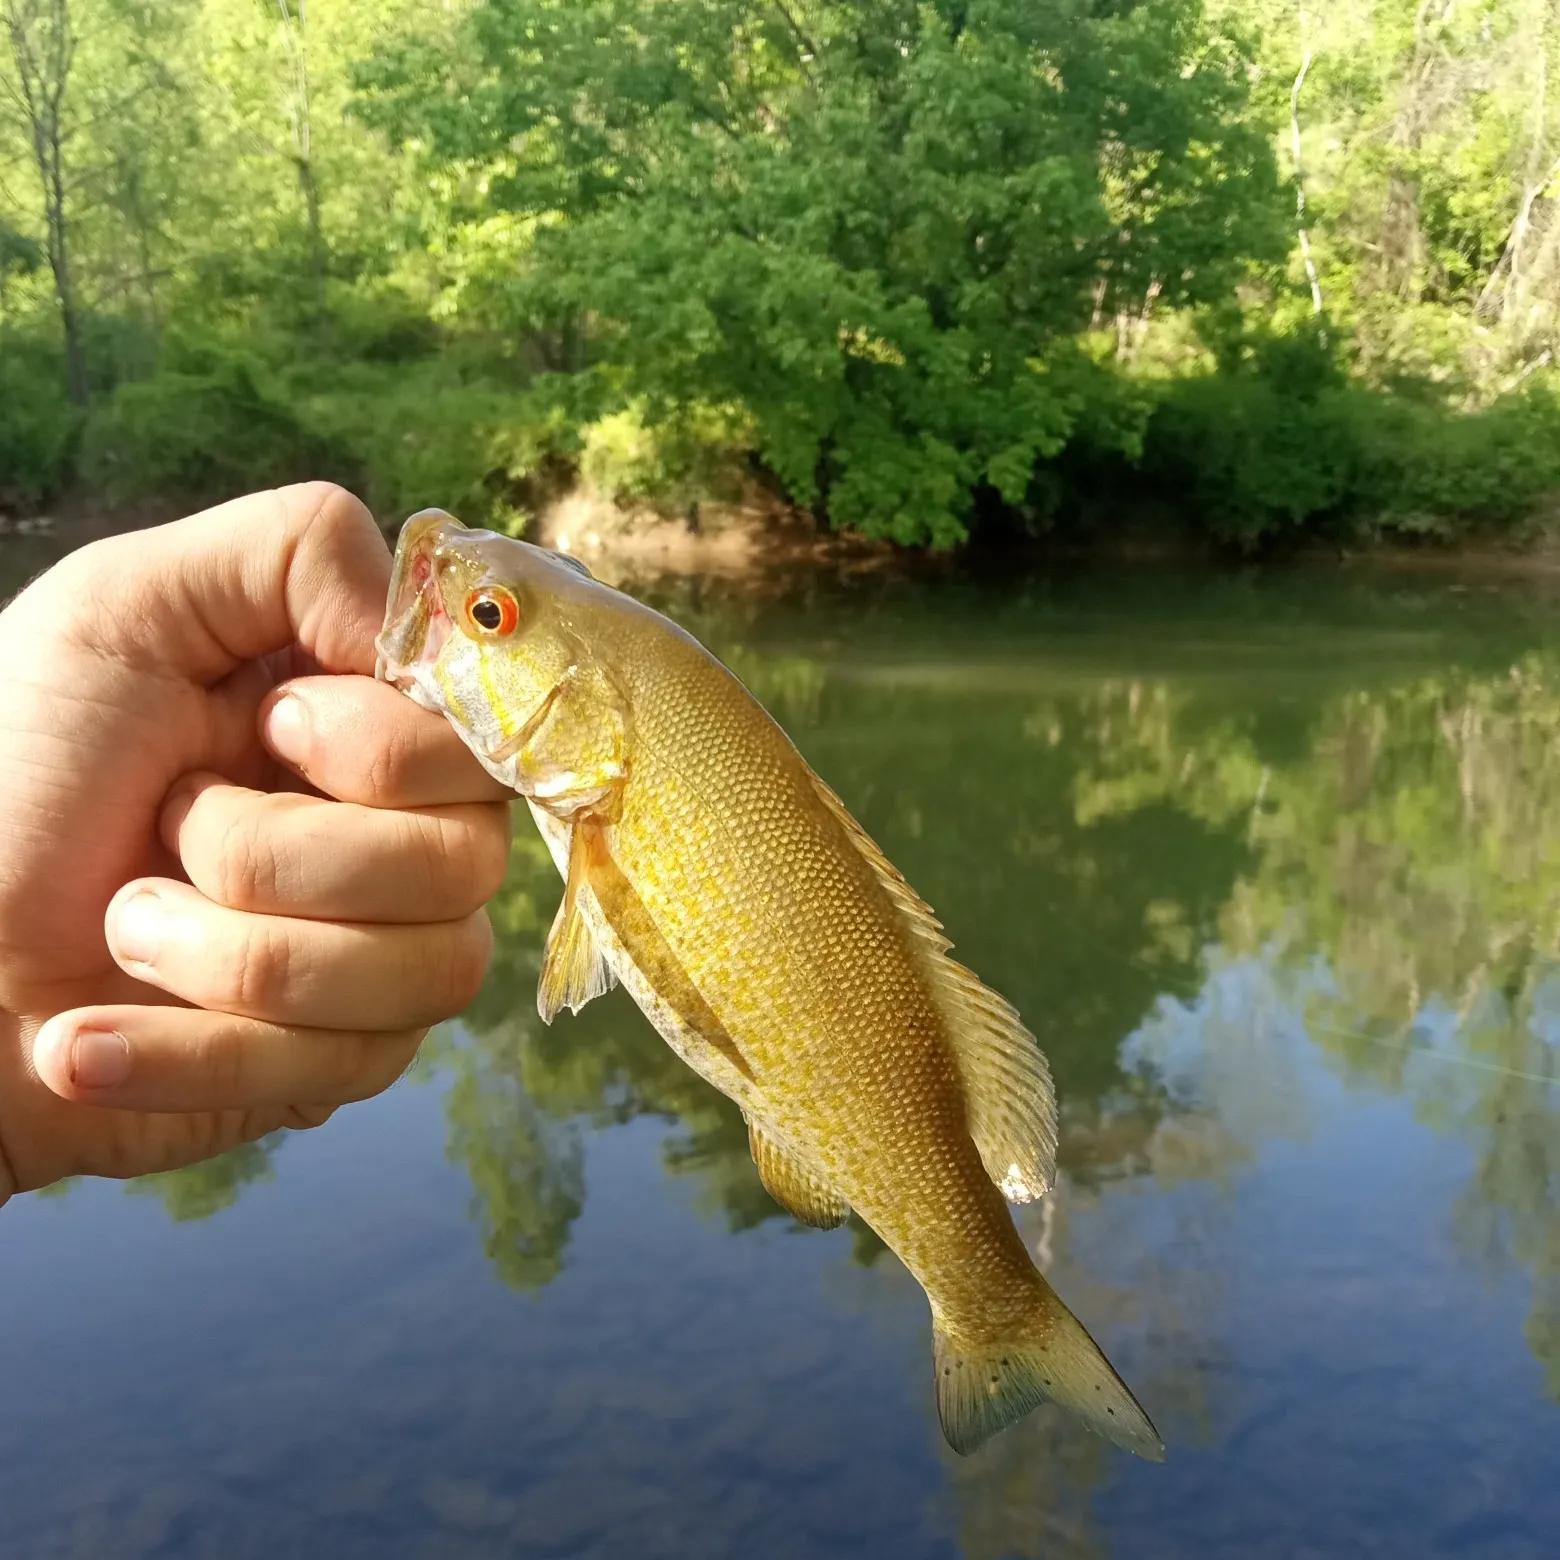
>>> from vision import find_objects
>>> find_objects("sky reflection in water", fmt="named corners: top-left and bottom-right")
top-left (3, 563), bottom-right (1559, 1559)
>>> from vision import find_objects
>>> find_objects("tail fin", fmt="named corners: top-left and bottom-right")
top-left (933, 1286), bottom-right (1164, 1461)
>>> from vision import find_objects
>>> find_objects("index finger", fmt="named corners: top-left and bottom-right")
top-left (43, 483), bottom-right (389, 684)
top-left (261, 674), bottom-right (514, 807)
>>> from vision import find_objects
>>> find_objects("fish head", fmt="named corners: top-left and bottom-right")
top-left (375, 509), bottom-right (594, 783)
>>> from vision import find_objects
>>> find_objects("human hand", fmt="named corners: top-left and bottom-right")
top-left (0, 485), bottom-right (513, 1203)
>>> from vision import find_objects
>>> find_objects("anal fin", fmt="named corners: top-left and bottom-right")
top-left (747, 1118), bottom-right (848, 1229)
top-left (538, 821), bottom-right (617, 1022)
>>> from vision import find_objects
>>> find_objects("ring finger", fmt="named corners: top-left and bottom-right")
top-left (104, 879), bottom-right (493, 1031)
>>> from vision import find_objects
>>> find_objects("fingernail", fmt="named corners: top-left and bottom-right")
top-left (264, 692), bottom-right (311, 768)
top-left (69, 1028), bottom-right (131, 1090)
top-left (113, 889), bottom-right (163, 967)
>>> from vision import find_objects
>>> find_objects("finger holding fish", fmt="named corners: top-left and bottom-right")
top-left (259, 673), bottom-right (515, 808)
top-left (32, 1005), bottom-right (424, 1112)
top-left (100, 878), bottom-right (492, 1032)
top-left (161, 772), bottom-right (511, 924)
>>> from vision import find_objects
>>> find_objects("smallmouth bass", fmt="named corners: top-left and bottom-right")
top-left (376, 510), bottom-right (1162, 1460)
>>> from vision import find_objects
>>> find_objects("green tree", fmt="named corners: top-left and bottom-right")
top-left (366, 0), bottom-right (1287, 545)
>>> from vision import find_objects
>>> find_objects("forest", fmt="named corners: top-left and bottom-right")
top-left (8, 0), bottom-right (1560, 550)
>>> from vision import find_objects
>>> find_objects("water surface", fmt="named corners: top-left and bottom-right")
top-left (4, 553), bottom-right (1560, 1558)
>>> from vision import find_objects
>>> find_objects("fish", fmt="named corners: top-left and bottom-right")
top-left (375, 509), bottom-right (1163, 1461)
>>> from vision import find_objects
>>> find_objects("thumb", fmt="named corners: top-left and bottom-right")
top-left (50, 484), bottom-right (393, 683)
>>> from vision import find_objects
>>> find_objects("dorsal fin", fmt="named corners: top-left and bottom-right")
top-left (807, 772), bottom-right (1058, 1202)
top-left (546, 549), bottom-right (596, 581)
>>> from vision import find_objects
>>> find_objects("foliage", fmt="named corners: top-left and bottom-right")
top-left (304, 361), bottom-right (563, 530)
top-left (8, 1), bottom-right (1560, 540)
top-left (366, 0), bottom-right (1286, 546)
top-left (79, 336), bottom-right (357, 509)
top-left (1061, 636), bottom-right (1560, 1401)
top-left (125, 1136), bottom-right (280, 1222)
top-left (1143, 349), bottom-right (1560, 547)
top-left (0, 329), bottom-right (73, 508)
top-left (579, 400), bottom-right (753, 509)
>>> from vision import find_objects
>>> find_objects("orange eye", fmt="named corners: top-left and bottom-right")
top-left (464, 587), bottom-right (520, 636)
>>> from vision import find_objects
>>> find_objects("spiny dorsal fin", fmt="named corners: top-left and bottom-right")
top-left (747, 1117), bottom-right (849, 1229)
top-left (807, 773), bottom-right (1058, 1202)
top-left (546, 549), bottom-right (596, 581)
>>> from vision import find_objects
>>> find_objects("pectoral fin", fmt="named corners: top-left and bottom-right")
top-left (575, 818), bottom-right (756, 1085)
top-left (747, 1117), bottom-right (848, 1229)
top-left (538, 822), bottom-right (618, 1022)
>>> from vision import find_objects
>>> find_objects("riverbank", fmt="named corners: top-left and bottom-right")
top-left (15, 483), bottom-right (1560, 592)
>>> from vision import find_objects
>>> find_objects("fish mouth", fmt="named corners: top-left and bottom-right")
top-left (374, 509), bottom-right (467, 691)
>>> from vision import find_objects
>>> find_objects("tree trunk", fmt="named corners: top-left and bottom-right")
top-left (3, 0), bottom-right (88, 404)
top-left (1290, 26), bottom-right (1326, 338)
top-left (1377, 0), bottom-right (1444, 301)
top-left (296, 150), bottom-right (327, 321)
top-left (278, 1), bottom-right (326, 325)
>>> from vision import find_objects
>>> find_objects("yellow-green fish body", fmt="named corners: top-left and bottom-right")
top-left (376, 511), bottom-right (1162, 1460)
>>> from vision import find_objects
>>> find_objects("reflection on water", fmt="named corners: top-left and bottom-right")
top-left (7, 564), bottom-right (1560, 1557)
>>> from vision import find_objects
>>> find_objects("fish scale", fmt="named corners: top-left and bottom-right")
top-left (376, 509), bottom-right (1163, 1461)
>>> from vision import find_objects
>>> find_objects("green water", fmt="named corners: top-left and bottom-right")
top-left (4, 550), bottom-right (1560, 1558)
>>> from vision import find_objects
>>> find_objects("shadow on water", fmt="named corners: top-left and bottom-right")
top-left (47, 563), bottom-right (1560, 1554)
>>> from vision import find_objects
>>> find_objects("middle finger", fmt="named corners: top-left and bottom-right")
top-left (163, 774), bottom-right (512, 924)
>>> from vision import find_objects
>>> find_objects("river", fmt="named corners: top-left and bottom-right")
top-left (3, 541), bottom-right (1559, 1558)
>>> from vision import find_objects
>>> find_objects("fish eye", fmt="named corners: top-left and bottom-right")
top-left (464, 587), bottom-right (520, 636)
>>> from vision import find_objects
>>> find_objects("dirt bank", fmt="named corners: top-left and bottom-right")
top-left (527, 486), bottom-right (894, 585)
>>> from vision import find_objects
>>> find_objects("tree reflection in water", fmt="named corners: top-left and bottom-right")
top-left (122, 588), bottom-right (1560, 1540)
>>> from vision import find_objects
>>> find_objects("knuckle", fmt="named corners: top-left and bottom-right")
top-left (219, 919), bottom-right (294, 1018)
top-left (279, 482), bottom-right (375, 561)
top-left (324, 1030), bottom-right (378, 1101)
top-left (401, 811), bottom-right (451, 907)
top-left (362, 726), bottom-right (416, 807)
top-left (283, 1103), bottom-right (337, 1131)
top-left (426, 808), bottom-right (512, 911)
top-left (338, 1029), bottom-right (424, 1104)
top-left (468, 808), bottom-right (514, 901)
top-left (435, 912), bottom-right (492, 1016)
top-left (210, 809), bottom-right (281, 911)
top-left (298, 481), bottom-right (371, 536)
top-left (201, 1024), bottom-right (253, 1098)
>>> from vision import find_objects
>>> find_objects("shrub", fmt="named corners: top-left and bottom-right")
top-left (306, 362), bottom-right (570, 529)
top-left (80, 337), bottom-right (357, 509)
top-left (579, 400), bottom-right (750, 509)
top-left (325, 278), bottom-right (441, 364)
top-left (0, 333), bottom-right (75, 510)
top-left (1141, 333), bottom-right (1560, 549)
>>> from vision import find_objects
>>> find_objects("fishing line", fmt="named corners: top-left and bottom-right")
top-left (1304, 1016), bottom-right (1558, 1089)
top-left (1041, 909), bottom-right (1558, 1090)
